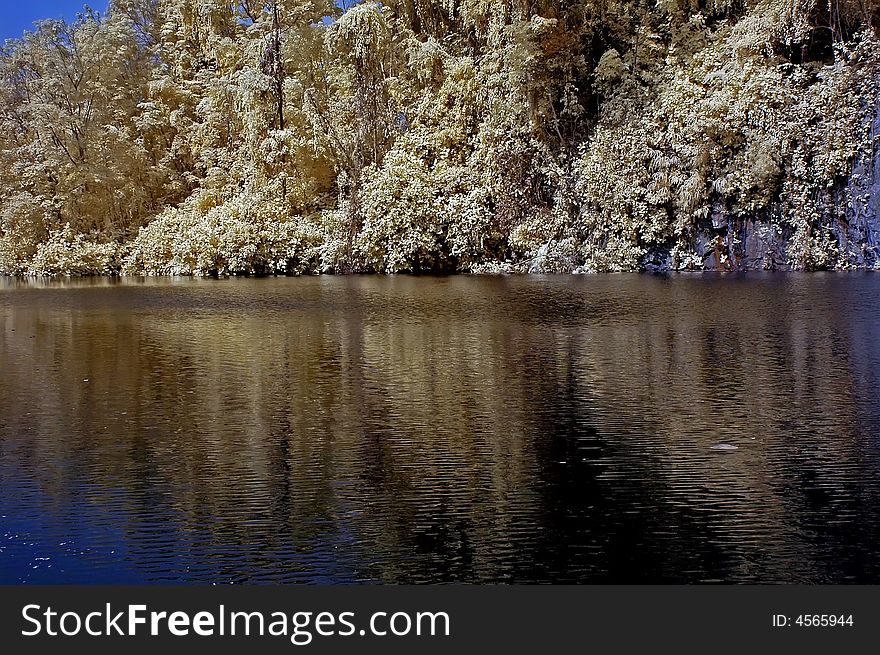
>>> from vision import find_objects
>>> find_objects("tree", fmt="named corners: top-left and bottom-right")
top-left (1, 0), bottom-right (879, 274)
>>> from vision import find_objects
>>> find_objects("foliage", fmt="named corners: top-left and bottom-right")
top-left (29, 224), bottom-right (119, 275)
top-left (123, 191), bottom-right (324, 274)
top-left (1, 0), bottom-right (879, 275)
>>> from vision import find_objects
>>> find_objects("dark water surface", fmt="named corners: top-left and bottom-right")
top-left (1, 274), bottom-right (879, 583)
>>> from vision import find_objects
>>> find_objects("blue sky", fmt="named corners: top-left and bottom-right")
top-left (2, 1), bottom-right (109, 42)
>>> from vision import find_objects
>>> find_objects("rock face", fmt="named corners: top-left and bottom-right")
top-left (639, 105), bottom-right (880, 273)
top-left (841, 104), bottom-right (880, 269)
top-left (739, 221), bottom-right (788, 271)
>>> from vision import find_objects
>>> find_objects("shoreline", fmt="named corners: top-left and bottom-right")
top-left (2, 269), bottom-right (880, 281)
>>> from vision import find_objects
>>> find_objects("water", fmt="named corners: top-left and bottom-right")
top-left (1, 273), bottom-right (879, 584)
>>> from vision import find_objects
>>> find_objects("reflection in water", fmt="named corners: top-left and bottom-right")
top-left (1, 274), bottom-right (879, 583)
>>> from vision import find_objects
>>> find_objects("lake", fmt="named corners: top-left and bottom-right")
top-left (1, 274), bottom-right (879, 583)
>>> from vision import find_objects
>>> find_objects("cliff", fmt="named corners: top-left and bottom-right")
top-left (1, 1), bottom-right (878, 275)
